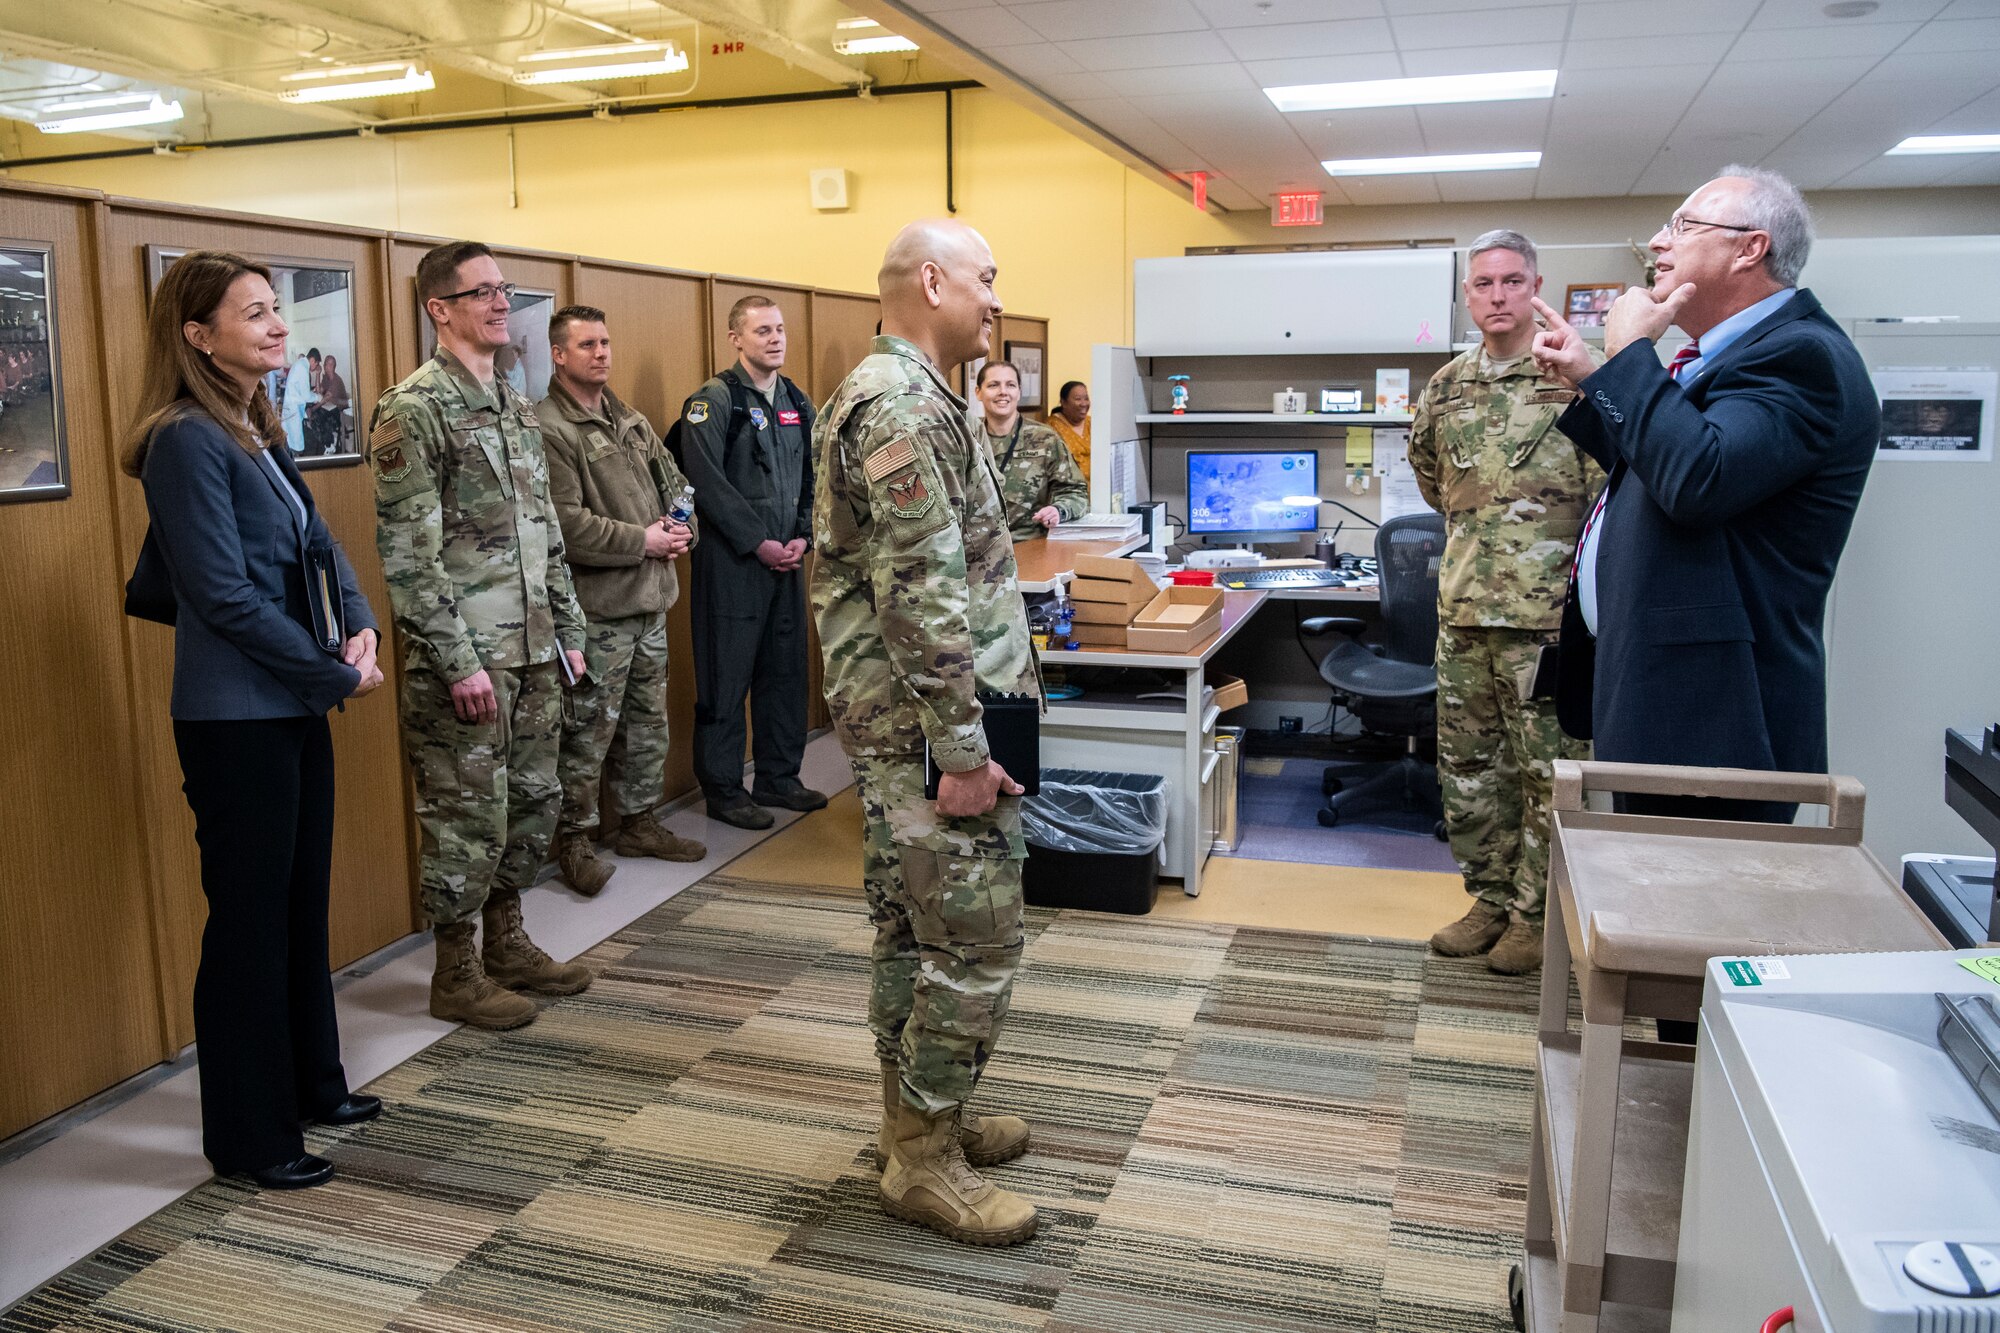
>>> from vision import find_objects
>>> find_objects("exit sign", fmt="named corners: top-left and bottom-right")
top-left (1273, 192), bottom-right (1323, 227)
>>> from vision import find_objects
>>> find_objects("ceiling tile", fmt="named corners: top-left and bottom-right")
top-left (903, 0), bottom-right (994, 11)
top-left (1008, 0), bottom-right (1212, 42)
top-left (1415, 98), bottom-right (1551, 153)
top-left (1096, 63), bottom-right (1261, 97)
top-left (1219, 18), bottom-right (1397, 62)
top-left (1291, 105), bottom-right (1429, 157)
top-left (1397, 42), bottom-right (1564, 77)
top-left (1570, 0), bottom-right (1756, 41)
top-left (1191, 0), bottom-right (1388, 25)
top-left (980, 41), bottom-right (1086, 80)
top-left (926, 6), bottom-right (1043, 45)
top-left (1062, 29), bottom-right (1240, 71)
top-left (1897, 16), bottom-right (2000, 48)
top-left (1726, 21), bottom-right (1922, 59)
top-left (1208, 177), bottom-right (1268, 211)
top-left (1746, 0), bottom-right (1950, 26)
top-left (1377, 0), bottom-right (1552, 13)
top-left (1323, 173), bottom-right (1444, 206)
top-left (1937, 0), bottom-right (2000, 15)
top-left (1435, 166), bottom-right (1544, 202)
top-left (1936, 154), bottom-right (2000, 183)
top-left (1859, 47), bottom-right (2000, 80)
top-left (1243, 53), bottom-right (1408, 85)
top-left (1828, 154), bottom-right (1974, 187)
top-left (1670, 57), bottom-right (1876, 135)
top-left (1925, 84), bottom-right (2000, 131)
top-left (1561, 34), bottom-right (1719, 70)
top-left (1389, 5), bottom-right (1569, 50)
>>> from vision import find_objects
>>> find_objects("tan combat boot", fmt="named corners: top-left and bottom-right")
top-left (430, 920), bottom-right (537, 1030)
top-left (1429, 900), bottom-right (1508, 957)
top-left (1487, 918), bottom-right (1545, 976)
top-left (876, 1063), bottom-right (1030, 1170)
top-left (481, 888), bottom-right (594, 995)
top-left (556, 830), bottom-right (615, 897)
top-left (879, 1099), bottom-right (1038, 1247)
top-left (610, 812), bottom-right (707, 863)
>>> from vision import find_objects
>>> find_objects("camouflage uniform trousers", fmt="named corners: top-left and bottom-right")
top-left (849, 753), bottom-right (1025, 1116)
top-left (401, 661), bottom-right (564, 926)
top-left (556, 610), bottom-right (670, 838)
top-left (1436, 624), bottom-right (1587, 925)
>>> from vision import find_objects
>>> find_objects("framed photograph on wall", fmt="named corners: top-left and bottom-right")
top-left (1003, 339), bottom-right (1044, 412)
top-left (417, 284), bottom-right (556, 401)
top-left (965, 355), bottom-right (986, 396)
top-left (146, 245), bottom-right (362, 469)
top-left (1564, 283), bottom-right (1624, 329)
top-left (0, 239), bottom-right (69, 504)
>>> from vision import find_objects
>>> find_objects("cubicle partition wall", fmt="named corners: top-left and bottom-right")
top-left (0, 179), bottom-right (1009, 1142)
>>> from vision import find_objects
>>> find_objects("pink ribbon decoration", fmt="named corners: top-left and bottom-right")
top-left (1415, 321), bottom-right (1435, 345)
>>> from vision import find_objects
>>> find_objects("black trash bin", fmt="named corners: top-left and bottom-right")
top-left (1022, 769), bottom-right (1169, 914)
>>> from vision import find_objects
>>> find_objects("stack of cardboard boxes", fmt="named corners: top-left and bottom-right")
top-left (1065, 556), bottom-right (1228, 653)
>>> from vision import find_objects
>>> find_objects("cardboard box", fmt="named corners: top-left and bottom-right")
top-left (1072, 598), bottom-right (1139, 626)
top-left (1072, 554), bottom-right (1155, 585)
top-left (1068, 622), bottom-right (1129, 647)
top-left (1208, 670), bottom-right (1249, 714)
top-left (1126, 586), bottom-right (1225, 652)
top-left (1070, 574), bottom-right (1157, 615)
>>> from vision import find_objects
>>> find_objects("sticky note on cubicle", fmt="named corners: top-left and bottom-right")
top-left (1959, 955), bottom-right (2000, 985)
top-left (1346, 427), bottom-right (1374, 470)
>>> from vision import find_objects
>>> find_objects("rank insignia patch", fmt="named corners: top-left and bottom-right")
top-left (749, 407), bottom-right (768, 430)
top-left (686, 400), bottom-right (710, 425)
top-left (884, 469), bottom-right (934, 520)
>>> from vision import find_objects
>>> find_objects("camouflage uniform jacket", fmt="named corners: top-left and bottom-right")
top-left (1408, 346), bottom-right (1606, 630)
top-left (812, 335), bottom-right (1038, 771)
top-left (536, 380), bottom-right (695, 623)
top-left (370, 345), bottom-right (586, 680)
top-left (984, 417), bottom-right (1089, 540)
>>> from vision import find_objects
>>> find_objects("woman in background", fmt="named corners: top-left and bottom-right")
top-left (977, 360), bottom-right (1087, 541)
top-left (121, 250), bottom-right (384, 1190)
top-left (1047, 379), bottom-right (1091, 481)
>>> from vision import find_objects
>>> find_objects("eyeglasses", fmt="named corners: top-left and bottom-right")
top-left (1660, 215), bottom-right (1760, 240)
top-left (435, 281), bottom-right (517, 305)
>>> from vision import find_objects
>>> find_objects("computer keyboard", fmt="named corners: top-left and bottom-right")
top-left (1216, 568), bottom-right (1359, 590)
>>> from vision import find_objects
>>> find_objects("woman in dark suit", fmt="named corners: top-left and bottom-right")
top-left (120, 250), bottom-right (385, 1189)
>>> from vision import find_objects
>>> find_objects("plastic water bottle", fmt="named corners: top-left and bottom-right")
top-left (666, 484), bottom-right (695, 526)
top-left (1050, 586), bottom-right (1075, 648)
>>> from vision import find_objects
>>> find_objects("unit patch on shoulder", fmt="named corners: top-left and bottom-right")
top-left (370, 418), bottom-right (412, 482)
top-left (884, 469), bottom-right (934, 520)
top-left (686, 400), bottom-right (710, 425)
top-left (864, 438), bottom-right (917, 483)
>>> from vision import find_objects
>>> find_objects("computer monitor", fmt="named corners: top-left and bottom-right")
top-left (1186, 450), bottom-right (1318, 536)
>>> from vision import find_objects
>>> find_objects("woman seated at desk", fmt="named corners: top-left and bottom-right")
top-left (975, 360), bottom-right (1087, 541)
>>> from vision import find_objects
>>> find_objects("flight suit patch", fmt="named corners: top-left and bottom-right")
top-left (686, 400), bottom-right (710, 425)
top-left (778, 410), bottom-right (801, 426)
top-left (884, 469), bottom-right (934, 520)
top-left (749, 406), bottom-right (768, 430)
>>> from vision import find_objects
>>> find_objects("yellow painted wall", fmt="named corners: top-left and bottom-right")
top-left (17, 88), bottom-right (2000, 391)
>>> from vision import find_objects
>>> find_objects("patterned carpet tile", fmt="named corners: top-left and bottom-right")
top-left (6, 873), bottom-right (1546, 1333)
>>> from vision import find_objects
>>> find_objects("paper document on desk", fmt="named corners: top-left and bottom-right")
top-left (1049, 512), bottom-right (1143, 540)
top-left (1372, 427), bottom-right (1430, 522)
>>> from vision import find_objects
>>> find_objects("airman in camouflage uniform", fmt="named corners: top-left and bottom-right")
top-left (374, 241), bottom-right (593, 1030)
top-left (973, 360), bottom-right (1088, 540)
top-left (813, 219), bottom-right (1040, 1247)
top-left (536, 305), bottom-right (706, 897)
top-left (1410, 230), bottom-right (1604, 976)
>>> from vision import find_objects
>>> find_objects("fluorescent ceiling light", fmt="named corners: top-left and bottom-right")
top-left (514, 41), bottom-right (688, 84)
top-left (280, 61), bottom-right (433, 103)
top-left (38, 94), bottom-right (182, 134)
top-left (1324, 150), bottom-right (1541, 176)
top-left (1885, 133), bottom-right (2000, 155)
top-left (1267, 69), bottom-right (1557, 114)
top-left (833, 18), bottom-right (918, 55)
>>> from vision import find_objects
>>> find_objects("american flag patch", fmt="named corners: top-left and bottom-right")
top-left (864, 438), bottom-right (917, 482)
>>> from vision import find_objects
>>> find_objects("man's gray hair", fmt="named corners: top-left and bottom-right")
top-left (1716, 164), bottom-right (1814, 286)
top-left (1466, 228), bottom-right (1538, 272)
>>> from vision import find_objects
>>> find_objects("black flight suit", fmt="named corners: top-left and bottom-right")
top-left (678, 366), bottom-right (814, 804)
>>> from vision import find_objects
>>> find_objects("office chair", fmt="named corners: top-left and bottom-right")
top-left (1301, 512), bottom-right (1447, 836)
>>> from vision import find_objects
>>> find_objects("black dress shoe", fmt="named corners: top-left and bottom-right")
top-left (752, 783), bottom-right (828, 812)
top-left (707, 796), bottom-right (775, 830)
top-left (312, 1094), bottom-right (382, 1126)
top-left (248, 1155), bottom-right (335, 1190)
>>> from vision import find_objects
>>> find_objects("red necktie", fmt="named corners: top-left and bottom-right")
top-left (1668, 339), bottom-right (1701, 381)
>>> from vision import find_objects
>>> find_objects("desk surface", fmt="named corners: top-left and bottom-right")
top-left (1014, 535), bottom-right (1146, 592)
top-left (1049, 589), bottom-right (1268, 668)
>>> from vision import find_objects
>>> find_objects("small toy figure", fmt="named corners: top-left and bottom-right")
top-left (1169, 374), bottom-right (1191, 414)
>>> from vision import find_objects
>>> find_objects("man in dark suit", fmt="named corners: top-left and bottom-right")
top-left (1530, 166), bottom-right (1878, 823)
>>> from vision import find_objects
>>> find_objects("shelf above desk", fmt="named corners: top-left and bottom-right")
top-left (1136, 412), bottom-right (1413, 425)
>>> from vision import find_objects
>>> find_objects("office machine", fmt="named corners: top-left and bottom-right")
top-left (1905, 725), bottom-right (2000, 948)
top-left (1186, 450), bottom-right (1318, 536)
top-left (1320, 385), bottom-right (1363, 413)
top-left (1127, 501), bottom-right (1170, 556)
top-left (1672, 950), bottom-right (2000, 1332)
